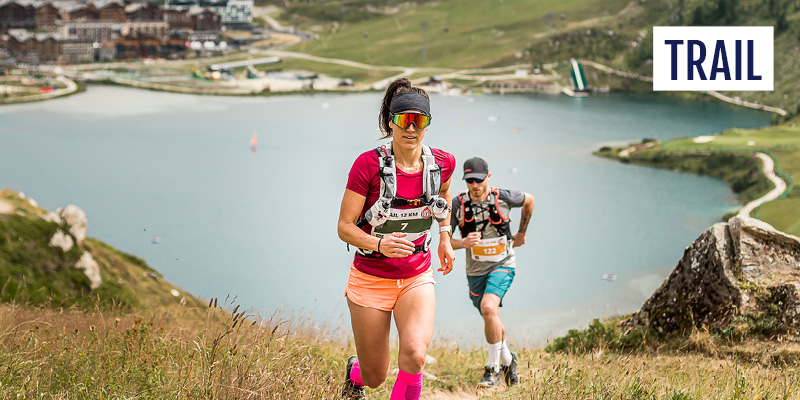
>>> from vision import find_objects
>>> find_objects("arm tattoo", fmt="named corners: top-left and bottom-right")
top-left (518, 212), bottom-right (531, 234)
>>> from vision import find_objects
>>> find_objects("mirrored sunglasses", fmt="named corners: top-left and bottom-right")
top-left (465, 178), bottom-right (485, 184)
top-left (392, 113), bottom-right (431, 130)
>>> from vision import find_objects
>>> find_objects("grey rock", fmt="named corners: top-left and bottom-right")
top-left (43, 211), bottom-right (62, 225)
top-left (49, 229), bottom-right (74, 252)
top-left (43, 205), bottom-right (88, 246)
top-left (61, 205), bottom-right (88, 245)
top-left (19, 192), bottom-right (38, 208)
top-left (628, 216), bottom-right (800, 334)
top-left (75, 252), bottom-right (102, 289)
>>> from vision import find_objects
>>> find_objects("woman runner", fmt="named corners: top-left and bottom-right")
top-left (337, 77), bottom-right (456, 400)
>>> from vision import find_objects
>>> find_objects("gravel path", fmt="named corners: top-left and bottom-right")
top-left (422, 389), bottom-right (480, 399)
top-left (579, 59), bottom-right (787, 116)
top-left (738, 152), bottom-right (788, 218)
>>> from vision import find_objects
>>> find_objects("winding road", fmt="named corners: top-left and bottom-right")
top-left (738, 152), bottom-right (788, 218)
top-left (579, 59), bottom-right (787, 117)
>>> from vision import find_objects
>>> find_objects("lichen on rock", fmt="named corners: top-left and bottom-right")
top-left (628, 216), bottom-right (800, 337)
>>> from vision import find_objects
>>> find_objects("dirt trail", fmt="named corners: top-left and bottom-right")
top-left (738, 152), bottom-right (788, 218)
top-left (422, 389), bottom-right (480, 399)
top-left (532, 0), bottom-right (638, 40)
top-left (580, 59), bottom-right (787, 116)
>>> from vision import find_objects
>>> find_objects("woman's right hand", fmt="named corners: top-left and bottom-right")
top-left (462, 232), bottom-right (482, 248)
top-left (379, 232), bottom-right (416, 258)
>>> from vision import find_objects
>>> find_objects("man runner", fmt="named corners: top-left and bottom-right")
top-left (449, 157), bottom-right (534, 388)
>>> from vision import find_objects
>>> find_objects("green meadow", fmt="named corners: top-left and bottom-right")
top-left (254, 57), bottom-right (404, 82)
top-left (595, 121), bottom-right (800, 236)
top-left (661, 123), bottom-right (800, 235)
top-left (289, 0), bottom-right (632, 68)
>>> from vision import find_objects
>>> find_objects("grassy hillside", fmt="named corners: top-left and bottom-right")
top-left (654, 123), bottom-right (800, 235)
top-left (288, 0), bottom-right (632, 68)
top-left (254, 57), bottom-right (402, 82)
top-left (1, 189), bottom-right (799, 398)
top-left (0, 190), bottom-right (349, 398)
top-left (0, 189), bottom-right (204, 311)
top-left (2, 303), bottom-right (799, 399)
top-left (595, 121), bottom-right (800, 235)
top-left (280, 0), bottom-right (800, 117)
top-left (538, 0), bottom-right (800, 118)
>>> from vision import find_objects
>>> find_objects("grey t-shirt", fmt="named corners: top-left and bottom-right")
top-left (451, 189), bottom-right (525, 276)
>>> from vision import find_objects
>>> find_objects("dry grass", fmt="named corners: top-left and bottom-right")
top-left (496, 349), bottom-right (800, 399)
top-left (0, 189), bottom-right (45, 217)
top-left (1, 189), bottom-right (798, 398)
top-left (1, 299), bottom-right (799, 399)
top-left (0, 297), bottom-right (349, 399)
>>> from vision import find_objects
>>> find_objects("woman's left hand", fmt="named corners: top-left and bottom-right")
top-left (437, 239), bottom-right (455, 275)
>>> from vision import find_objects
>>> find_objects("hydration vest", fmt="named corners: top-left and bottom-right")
top-left (457, 187), bottom-right (511, 239)
top-left (355, 142), bottom-right (444, 258)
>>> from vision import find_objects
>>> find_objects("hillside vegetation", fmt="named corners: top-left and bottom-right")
top-left (4, 0), bottom-right (800, 396)
top-left (0, 190), bottom-right (349, 398)
top-left (281, 0), bottom-right (800, 117)
top-left (596, 121), bottom-right (800, 236)
top-left (288, 0), bottom-right (631, 68)
top-left (2, 190), bottom-right (800, 398)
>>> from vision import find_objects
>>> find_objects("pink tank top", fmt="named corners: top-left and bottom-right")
top-left (346, 147), bottom-right (455, 279)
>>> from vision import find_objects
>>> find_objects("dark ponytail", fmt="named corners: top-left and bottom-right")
top-left (378, 77), bottom-right (429, 139)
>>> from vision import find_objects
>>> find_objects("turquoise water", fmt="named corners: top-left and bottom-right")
top-left (0, 86), bottom-right (771, 345)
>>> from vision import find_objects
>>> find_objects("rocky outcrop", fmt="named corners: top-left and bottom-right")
top-left (44, 205), bottom-right (87, 245)
top-left (18, 191), bottom-right (38, 208)
top-left (75, 252), bottom-right (102, 289)
top-left (628, 216), bottom-right (800, 335)
top-left (43, 203), bottom-right (102, 289)
top-left (49, 230), bottom-right (74, 252)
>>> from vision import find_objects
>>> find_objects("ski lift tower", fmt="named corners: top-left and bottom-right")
top-left (421, 21), bottom-right (428, 64)
top-left (544, 12), bottom-right (553, 34)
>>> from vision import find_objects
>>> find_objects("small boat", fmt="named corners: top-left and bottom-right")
top-left (602, 273), bottom-right (617, 281)
top-left (250, 133), bottom-right (258, 150)
top-left (151, 236), bottom-right (161, 244)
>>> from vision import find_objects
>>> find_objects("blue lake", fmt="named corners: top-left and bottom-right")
top-left (0, 86), bottom-right (771, 346)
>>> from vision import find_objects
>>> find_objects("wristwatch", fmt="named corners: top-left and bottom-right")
top-left (439, 226), bottom-right (452, 235)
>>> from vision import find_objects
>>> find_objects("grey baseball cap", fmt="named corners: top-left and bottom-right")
top-left (462, 157), bottom-right (489, 180)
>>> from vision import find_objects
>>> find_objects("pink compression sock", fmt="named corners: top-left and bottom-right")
top-left (350, 359), bottom-right (365, 387)
top-left (390, 369), bottom-right (423, 400)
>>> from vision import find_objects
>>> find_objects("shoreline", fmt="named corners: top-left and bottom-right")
top-left (579, 59), bottom-right (789, 118)
top-left (0, 75), bottom-right (82, 105)
top-left (594, 138), bottom-right (796, 232)
top-left (0, 56), bottom-right (791, 120)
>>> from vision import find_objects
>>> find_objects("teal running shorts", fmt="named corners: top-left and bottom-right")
top-left (467, 266), bottom-right (515, 313)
